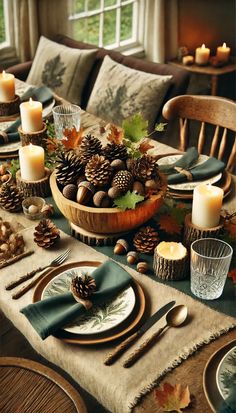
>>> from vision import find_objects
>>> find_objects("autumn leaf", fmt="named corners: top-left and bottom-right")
top-left (105, 123), bottom-right (124, 144)
top-left (155, 382), bottom-right (191, 413)
top-left (228, 268), bottom-right (236, 283)
top-left (62, 126), bottom-right (84, 149)
top-left (158, 214), bottom-right (182, 235)
top-left (122, 113), bottom-right (148, 143)
top-left (139, 138), bottom-right (154, 154)
top-left (113, 191), bottom-right (144, 210)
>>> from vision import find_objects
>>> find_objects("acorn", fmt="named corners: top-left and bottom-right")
top-left (137, 261), bottom-right (149, 274)
top-left (127, 251), bottom-right (138, 265)
top-left (76, 181), bottom-right (95, 205)
top-left (133, 181), bottom-right (145, 197)
top-left (93, 191), bottom-right (110, 208)
top-left (114, 239), bottom-right (129, 255)
top-left (63, 183), bottom-right (78, 200)
top-left (110, 159), bottom-right (126, 172)
top-left (28, 204), bottom-right (39, 215)
top-left (108, 186), bottom-right (123, 200)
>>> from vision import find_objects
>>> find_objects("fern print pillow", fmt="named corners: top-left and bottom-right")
top-left (27, 36), bottom-right (97, 105)
top-left (86, 55), bottom-right (173, 128)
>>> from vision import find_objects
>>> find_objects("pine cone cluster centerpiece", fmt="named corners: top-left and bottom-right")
top-left (0, 184), bottom-right (23, 212)
top-left (34, 219), bottom-right (60, 248)
top-left (133, 226), bottom-right (159, 254)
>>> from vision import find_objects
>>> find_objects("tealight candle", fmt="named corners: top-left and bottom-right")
top-left (195, 44), bottom-right (210, 65)
top-left (192, 184), bottom-right (223, 229)
top-left (20, 98), bottom-right (43, 133)
top-left (0, 71), bottom-right (15, 102)
top-left (216, 42), bottom-right (230, 63)
top-left (19, 144), bottom-right (45, 181)
top-left (153, 242), bottom-right (188, 280)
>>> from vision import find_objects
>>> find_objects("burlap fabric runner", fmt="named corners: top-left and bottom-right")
top-left (1, 222), bottom-right (235, 413)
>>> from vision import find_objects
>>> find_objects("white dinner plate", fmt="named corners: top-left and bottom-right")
top-left (42, 265), bottom-right (136, 335)
top-left (157, 154), bottom-right (222, 191)
top-left (216, 345), bottom-right (236, 399)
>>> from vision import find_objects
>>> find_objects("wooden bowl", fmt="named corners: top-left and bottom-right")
top-left (50, 171), bottom-right (166, 234)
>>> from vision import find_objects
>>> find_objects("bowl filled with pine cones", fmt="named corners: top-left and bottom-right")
top-left (50, 132), bottom-right (167, 235)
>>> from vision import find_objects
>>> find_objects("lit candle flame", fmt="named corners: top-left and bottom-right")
top-left (2, 70), bottom-right (6, 78)
top-left (223, 42), bottom-right (227, 48)
top-left (29, 97), bottom-right (33, 106)
top-left (170, 245), bottom-right (175, 255)
top-left (201, 44), bottom-right (206, 49)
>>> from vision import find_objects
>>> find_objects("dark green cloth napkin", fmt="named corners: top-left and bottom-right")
top-left (159, 147), bottom-right (199, 174)
top-left (21, 260), bottom-right (132, 340)
top-left (167, 157), bottom-right (225, 184)
top-left (0, 86), bottom-right (53, 145)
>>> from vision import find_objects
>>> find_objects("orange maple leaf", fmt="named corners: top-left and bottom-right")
top-left (62, 126), bottom-right (84, 149)
top-left (105, 123), bottom-right (124, 144)
top-left (228, 268), bottom-right (236, 283)
top-left (139, 138), bottom-right (154, 154)
top-left (155, 382), bottom-right (191, 413)
top-left (158, 214), bottom-right (182, 235)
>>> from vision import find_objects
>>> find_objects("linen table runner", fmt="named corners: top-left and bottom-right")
top-left (1, 225), bottom-right (235, 413)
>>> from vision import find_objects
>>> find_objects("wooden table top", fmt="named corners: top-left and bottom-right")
top-left (169, 59), bottom-right (236, 76)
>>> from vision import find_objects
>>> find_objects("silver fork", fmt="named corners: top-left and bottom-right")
top-left (6, 249), bottom-right (71, 291)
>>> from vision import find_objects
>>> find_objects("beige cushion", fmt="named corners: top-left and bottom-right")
top-left (86, 55), bottom-right (173, 128)
top-left (27, 36), bottom-right (97, 105)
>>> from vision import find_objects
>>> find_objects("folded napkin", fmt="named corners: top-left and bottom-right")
top-left (159, 147), bottom-right (199, 174)
top-left (21, 260), bottom-right (131, 340)
top-left (0, 86), bottom-right (54, 145)
top-left (167, 157), bottom-right (225, 184)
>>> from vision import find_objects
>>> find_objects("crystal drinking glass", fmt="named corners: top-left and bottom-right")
top-left (52, 104), bottom-right (81, 141)
top-left (190, 238), bottom-right (233, 300)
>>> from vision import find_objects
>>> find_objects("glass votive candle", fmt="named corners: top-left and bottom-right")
top-left (190, 238), bottom-right (233, 300)
top-left (52, 104), bottom-right (81, 141)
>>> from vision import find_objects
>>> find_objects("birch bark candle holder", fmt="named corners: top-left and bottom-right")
top-left (183, 213), bottom-right (224, 248)
top-left (0, 95), bottom-right (20, 117)
top-left (16, 167), bottom-right (51, 198)
top-left (153, 241), bottom-right (189, 280)
top-left (18, 122), bottom-right (47, 148)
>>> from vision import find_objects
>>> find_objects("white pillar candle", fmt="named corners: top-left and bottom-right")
top-left (19, 144), bottom-right (45, 181)
top-left (195, 44), bottom-right (210, 65)
top-left (216, 42), bottom-right (230, 63)
top-left (20, 98), bottom-right (43, 133)
top-left (192, 184), bottom-right (223, 229)
top-left (156, 242), bottom-right (187, 260)
top-left (0, 71), bottom-right (15, 102)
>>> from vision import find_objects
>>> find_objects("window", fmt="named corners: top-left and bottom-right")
top-left (69, 0), bottom-right (145, 51)
top-left (0, 0), bottom-right (6, 46)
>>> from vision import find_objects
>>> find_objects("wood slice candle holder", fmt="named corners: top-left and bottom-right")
top-left (0, 95), bottom-right (20, 117)
top-left (183, 213), bottom-right (224, 249)
top-left (70, 222), bottom-right (129, 246)
top-left (16, 168), bottom-right (51, 197)
top-left (153, 242), bottom-right (189, 280)
top-left (18, 122), bottom-right (48, 148)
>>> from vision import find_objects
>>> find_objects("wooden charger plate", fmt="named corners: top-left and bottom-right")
top-left (33, 261), bottom-right (146, 345)
top-left (203, 339), bottom-right (236, 412)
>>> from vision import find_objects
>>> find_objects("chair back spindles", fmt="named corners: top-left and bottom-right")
top-left (162, 95), bottom-right (236, 172)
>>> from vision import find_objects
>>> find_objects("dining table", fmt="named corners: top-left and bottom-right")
top-left (0, 79), bottom-right (235, 413)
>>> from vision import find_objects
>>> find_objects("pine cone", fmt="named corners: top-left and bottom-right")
top-left (0, 184), bottom-right (23, 212)
top-left (112, 170), bottom-right (133, 193)
top-left (56, 151), bottom-right (84, 186)
top-left (34, 219), bottom-right (60, 248)
top-left (85, 155), bottom-right (112, 187)
top-left (104, 143), bottom-right (128, 161)
top-left (77, 134), bottom-right (102, 164)
top-left (132, 155), bottom-right (159, 183)
top-left (133, 226), bottom-right (159, 254)
top-left (71, 273), bottom-right (96, 299)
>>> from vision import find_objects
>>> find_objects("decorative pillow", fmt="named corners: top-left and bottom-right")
top-left (86, 55), bottom-right (173, 128)
top-left (27, 36), bottom-right (97, 105)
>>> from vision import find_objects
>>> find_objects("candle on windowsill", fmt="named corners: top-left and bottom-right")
top-left (216, 42), bottom-right (230, 64)
top-left (192, 184), bottom-right (224, 229)
top-left (195, 44), bottom-right (210, 65)
top-left (20, 98), bottom-right (43, 133)
top-left (153, 241), bottom-right (188, 280)
top-left (0, 71), bottom-right (15, 102)
top-left (19, 144), bottom-right (45, 181)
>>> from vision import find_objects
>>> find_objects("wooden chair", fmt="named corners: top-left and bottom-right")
top-left (162, 95), bottom-right (236, 172)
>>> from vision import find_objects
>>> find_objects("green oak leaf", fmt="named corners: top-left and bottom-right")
top-left (122, 113), bottom-right (148, 143)
top-left (113, 191), bottom-right (144, 211)
top-left (154, 122), bottom-right (167, 132)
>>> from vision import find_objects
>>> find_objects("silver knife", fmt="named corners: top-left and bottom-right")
top-left (104, 300), bottom-right (175, 365)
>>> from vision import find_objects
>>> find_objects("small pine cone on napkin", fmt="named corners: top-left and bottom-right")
top-left (34, 219), bottom-right (60, 248)
top-left (71, 273), bottom-right (96, 301)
